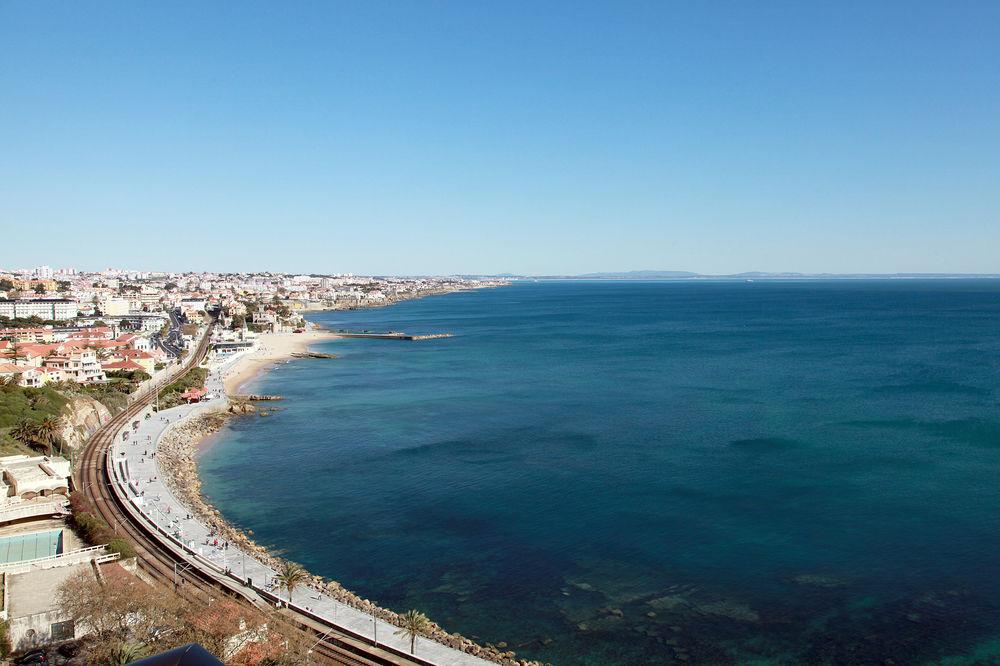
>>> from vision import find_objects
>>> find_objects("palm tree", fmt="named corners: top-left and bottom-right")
top-left (5, 341), bottom-right (23, 365)
top-left (275, 562), bottom-right (309, 606)
top-left (394, 609), bottom-right (431, 655)
top-left (34, 416), bottom-right (63, 455)
top-left (10, 420), bottom-right (38, 448)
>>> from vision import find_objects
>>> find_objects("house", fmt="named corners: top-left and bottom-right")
top-left (101, 359), bottom-right (145, 374)
top-left (14, 368), bottom-right (45, 388)
top-left (0, 328), bottom-right (56, 344)
top-left (105, 349), bottom-right (156, 375)
top-left (0, 363), bottom-right (22, 382)
top-left (0, 341), bottom-right (56, 368)
top-left (67, 326), bottom-right (114, 341)
top-left (55, 350), bottom-right (106, 384)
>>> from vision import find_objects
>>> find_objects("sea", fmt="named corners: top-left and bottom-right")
top-left (198, 280), bottom-right (1000, 665)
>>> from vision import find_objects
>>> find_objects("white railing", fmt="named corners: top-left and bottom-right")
top-left (0, 544), bottom-right (117, 574)
top-left (0, 501), bottom-right (69, 523)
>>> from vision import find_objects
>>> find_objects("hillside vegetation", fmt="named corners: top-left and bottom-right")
top-left (0, 380), bottom-right (70, 455)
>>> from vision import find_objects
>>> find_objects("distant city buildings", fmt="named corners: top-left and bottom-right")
top-left (1, 264), bottom-right (506, 388)
top-left (0, 299), bottom-right (79, 321)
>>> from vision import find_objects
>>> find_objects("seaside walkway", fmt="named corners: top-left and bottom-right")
top-left (111, 353), bottom-right (496, 666)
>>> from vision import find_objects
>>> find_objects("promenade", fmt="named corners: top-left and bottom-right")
top-left (110, 353), bottom-right (495, 666)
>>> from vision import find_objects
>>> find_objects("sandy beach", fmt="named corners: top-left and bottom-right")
top-left (221, 328), bottom-right (338, 395)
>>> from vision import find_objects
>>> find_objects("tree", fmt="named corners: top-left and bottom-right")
top-left (4, 341), bottom-right (23, 365)
top-left (0, 278), bottom-right (13, 292)
top-left (34, 416), bottom-right (63, 455)
top-left (57, 280), bottom-right (71, 293)
top-left (57, 569), bottom-right (187, 663)
top-left (274, 561), bottom-right (309, 606)
top-left (33, 283), bottom-right (46, 295)
top-left (10, 420), bottom-right (38, 448)
top-left (395, 609), bottom-right (431, 655)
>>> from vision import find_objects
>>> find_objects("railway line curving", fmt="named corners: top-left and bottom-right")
top-left (73, 321), bottom-right (425, 666)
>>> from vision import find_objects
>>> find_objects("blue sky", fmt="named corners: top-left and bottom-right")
top-left (2, 2), bottom-right (998, 275)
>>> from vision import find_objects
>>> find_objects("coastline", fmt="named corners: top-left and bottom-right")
top-left (151, 313), bottom-right (537, 665)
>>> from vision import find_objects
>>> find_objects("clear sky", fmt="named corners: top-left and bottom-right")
top-left (2, 2), bottom-right (998, 275)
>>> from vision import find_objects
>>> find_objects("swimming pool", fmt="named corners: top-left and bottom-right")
top-left (0, 529), bottom-right (63, 564)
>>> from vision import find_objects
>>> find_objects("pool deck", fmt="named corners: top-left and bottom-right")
top-left (111, 353), bottom-right (496, 666)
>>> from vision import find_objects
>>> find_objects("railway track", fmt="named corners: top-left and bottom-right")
top-left (73, 322), bottom-right (425, 666)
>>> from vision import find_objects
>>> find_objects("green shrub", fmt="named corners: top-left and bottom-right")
top-left (70, 499), bottom-right (136, 558)
top-left (106, 538), bottom-right (136, 559)
top-left (72, 511), bottom-right (113, 544)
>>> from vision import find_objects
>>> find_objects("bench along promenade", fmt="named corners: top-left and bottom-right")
top-left (75, 321), bottom-right (500, 666)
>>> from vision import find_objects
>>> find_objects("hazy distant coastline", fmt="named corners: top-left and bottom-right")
top-left (470, 271), bottom-right (1000, 281)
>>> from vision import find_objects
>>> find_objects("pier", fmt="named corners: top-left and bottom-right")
top-left (334, 330), bottom-right (454, 341)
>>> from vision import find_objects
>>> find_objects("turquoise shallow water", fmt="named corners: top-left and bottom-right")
top-left (200, 281), bottom-right (1000, 665)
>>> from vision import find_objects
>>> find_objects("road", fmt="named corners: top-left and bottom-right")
top-left (152, 308), bottom-right (184, 357)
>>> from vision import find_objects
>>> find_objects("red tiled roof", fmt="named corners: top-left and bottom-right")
top-left (103, 360), bottom-right (144, 371)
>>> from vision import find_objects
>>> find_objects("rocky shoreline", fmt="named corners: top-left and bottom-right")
top-left (155, 410), bottom-right (545, 666)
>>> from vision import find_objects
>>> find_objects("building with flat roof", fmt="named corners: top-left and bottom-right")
top-left (0, 456), bottom-right (71, 501)
top-left (0, 299), bottom-right (79, 321)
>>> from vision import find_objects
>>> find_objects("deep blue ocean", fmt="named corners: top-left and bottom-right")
top-left (199, 281), bottom-right (1000, 665)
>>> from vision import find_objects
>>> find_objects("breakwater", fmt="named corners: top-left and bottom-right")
top-left (335, 331), bottom-right (454, 340)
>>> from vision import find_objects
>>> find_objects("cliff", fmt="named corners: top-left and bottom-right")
top-left (59, 395), bottom-right (113, 450)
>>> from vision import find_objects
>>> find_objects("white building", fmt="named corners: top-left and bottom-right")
top-left (0, 455), bottom-right (71, 501)
top-left (99, 297), bottom-right (131, 316)
top-left (180, 297), bottom-right (207, 316)
top-left (0, 299), bottom-right (79, 321)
